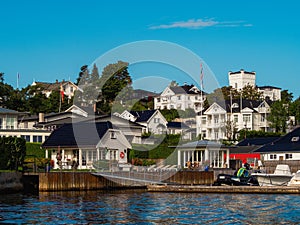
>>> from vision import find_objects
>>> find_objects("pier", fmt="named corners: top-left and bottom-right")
top-left (147, 185), bottom-right (300, 194)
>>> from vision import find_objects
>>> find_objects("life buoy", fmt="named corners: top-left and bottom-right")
top-left (120, 152), bottom-right (125, 159)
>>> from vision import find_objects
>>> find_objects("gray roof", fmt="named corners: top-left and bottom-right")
top-left (178, 140), bottom-right (226, 148)
top-left (0, 107), bottom-right (21, 114)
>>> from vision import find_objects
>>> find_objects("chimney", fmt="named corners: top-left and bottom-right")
top-left (39, 113), bottom-right (45, 123)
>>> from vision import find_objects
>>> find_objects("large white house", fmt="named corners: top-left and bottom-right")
top-left (196, 99), bottom-right (274, 141)
top-left (31, 80), bottom-right (81, 100)
top-left (228, 69), bottom-right (281, 101)
top-left (154, 83), bottom-right (205, 112)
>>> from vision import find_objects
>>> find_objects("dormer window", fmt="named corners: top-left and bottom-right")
top-left (110, 131), bottom-right (116, 139)
top-left (232, 103), bottom-right (239, 108)
top-left (291, 136), bottom-right (299, 142)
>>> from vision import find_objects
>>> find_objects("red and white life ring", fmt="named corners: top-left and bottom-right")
top-left (120, 152), bottom-right (125, 159)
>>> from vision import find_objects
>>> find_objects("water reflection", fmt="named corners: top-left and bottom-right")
top-left (1, 190), bottom-right (300, 224)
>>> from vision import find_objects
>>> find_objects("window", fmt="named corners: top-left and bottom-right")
top-left (261, 114), bottom-right (265, 122)
top-left (201, 117), bottom-right (206, 125)
top-left (21, 135), bottom-right (30, 142)
top-left (154, 118), bottom-right (160, 123)
top-left (291, 136), bottom-right (299, 142)
top-left (33, 135), bottom-right (42, 143)
top-left (177, 96), bottom-right (181, 100)
top-left (233, 115), bottom-right (238, 123)
top-left (0, 118), bottom-right (2, 129)
top-left (243, 114), bottom-right (251, 123)
top-left (70, 86), bottom-right (73, 92)
top-left (286, 154), bottom-right (293, 159)
top-left (87, 150), bottom-right (97, 162)
top-left (157, 98), bottom-right (160, 103)
top-left (214, 115), bottom-right (219, 124)
top-left (110, 131), bottom-right (116, 139)
top-left (6, 117), bottom-right (15, 129)
top-left (270, 154), bottom-right (277, 160)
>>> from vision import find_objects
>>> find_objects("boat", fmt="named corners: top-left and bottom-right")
top-left (214, 163), bottom-right (259, 186)
top-left (288, 170), bottom-right (300, 186)
top-left (251, 164), bottom-right (293, 186)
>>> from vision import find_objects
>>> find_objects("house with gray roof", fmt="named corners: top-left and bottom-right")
top-left (251, 127), bottom-right (300, 172)
top-left (154, 83), bottom-right (206, 112)
top-left (119, 109), bottom-right (167, 134)
top-left (42, 121), bottom-right (131, 170)
top-left (196, 99), bottom-right (277, 141)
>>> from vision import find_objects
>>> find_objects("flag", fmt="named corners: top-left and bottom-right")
top-left (60, 84), bottom-right (64, 103)
top-left (200, 63), bottom-right (204, 90)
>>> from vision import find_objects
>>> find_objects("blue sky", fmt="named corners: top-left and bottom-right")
top-left (1, 0), bottom-right (300, 97)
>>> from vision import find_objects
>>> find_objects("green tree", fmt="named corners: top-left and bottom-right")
top-left (290, 97), bottom-right (300, 125)
top-left (268, 100), bottom-right (289, 132)
top-left (0, 73), bottom-right (14, 107)
top-left (240, 84), bottom-right (262, 100)
top-left (101, 61), bottom-right (132, 103)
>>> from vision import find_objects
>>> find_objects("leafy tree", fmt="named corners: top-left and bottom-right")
top-left (281, 90), bottom-right (293, 103)
top-left (0, 137), bottom-right (26, 171)
top-left (268, 100), bottom-right (289, 132)
top-left (240, 84), bottom-right (262, 100)
top-left (290, 97), bottom-right (300, 125)
top-left (0, 73), bottom-right (14, 107)
top-left (90, 63), bottom-right (100, 83)
top-left (100, 61), bottom-right (132, 104)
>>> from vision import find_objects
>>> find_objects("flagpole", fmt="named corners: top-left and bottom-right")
top-left (200, 63), bottom-right (204, 140)
top-left (17, 72), bottom-right (19, 90)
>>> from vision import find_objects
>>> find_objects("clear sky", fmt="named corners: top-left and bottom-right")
top-left (1, 0), bottom-right (300, 97)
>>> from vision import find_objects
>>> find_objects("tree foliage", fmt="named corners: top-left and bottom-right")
top-left (0, 137), bottom-right (26, 171)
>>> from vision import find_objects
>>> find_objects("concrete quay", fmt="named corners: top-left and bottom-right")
top-left (147, 185), bottom-right (300, 194)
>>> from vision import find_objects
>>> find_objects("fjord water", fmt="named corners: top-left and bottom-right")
top-left (1, 190), bottom-right (300, 224)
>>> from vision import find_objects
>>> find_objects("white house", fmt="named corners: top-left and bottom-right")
top-left (228, 69), bottom-right (281, 101)
top-left (42, 121), bottom-right (131, 170)
top-left (254, 127), bottom-right (300, 172)
top-left (196, 99), bottom-right (274, 141)
top-left (31, 80), bottom-right (81, 99)
top-left (257, 86), bottom-right (281, 101)
top-left (0, 107), bottom-right (50, 143)
top-left (95, 114), bottom-right (144, 144)
top-left (119, 109), bottom-right (168, 134)
top-left (228, 69), bottom-right (256, 90)
top-left (154, 83), bottom-right (205, 112)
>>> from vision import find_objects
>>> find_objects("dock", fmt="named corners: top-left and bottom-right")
top-left (147, 185), bottom-right (300, 194)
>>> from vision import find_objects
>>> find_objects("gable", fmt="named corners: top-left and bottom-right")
top-left (160, 86), bottom-right (175, 96)
top-left (241, 107), bottom-right (254, 113)
top-left (204, 103), bottom-right (226, 115)
top-left (65, 105), bottom-right (88, 117)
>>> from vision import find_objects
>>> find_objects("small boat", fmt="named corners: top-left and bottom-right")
top-left (252, 164), bottom-right (293, 186)
top-left (288, 170), bottom-right (300, 186)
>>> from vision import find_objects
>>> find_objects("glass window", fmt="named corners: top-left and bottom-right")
top-left (21, 135), bottom-right (30, 142)
top-left (33, 135), bottom-right (42, 143)
top-left (233, 115), bottom-right (238, 123)
top-left (6, 117), bottom-right (15, 129)
top-left (243, 114), bottom-right (251, 123)
top-left (285, 154), bottom-right (292, 159)
top-left (0, 118), bottom-right (2, 129)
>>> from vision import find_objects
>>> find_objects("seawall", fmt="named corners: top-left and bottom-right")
top-left (0, 172), bottom-right (23, 194)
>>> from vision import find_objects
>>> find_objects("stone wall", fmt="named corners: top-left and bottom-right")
top-left (0, 172), bottom-right (23, 193)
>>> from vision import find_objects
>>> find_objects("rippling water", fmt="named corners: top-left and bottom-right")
top-left (1, 190), bottom-right (300, 224)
